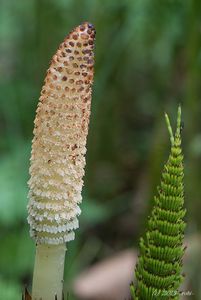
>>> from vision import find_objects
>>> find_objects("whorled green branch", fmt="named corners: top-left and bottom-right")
top-left (131, 106), bottom-right (186, 299)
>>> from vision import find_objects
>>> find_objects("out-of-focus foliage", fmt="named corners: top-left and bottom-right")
top-left (0, 0), bottom-right (200, 299)
top-left (0, 278), bottom-right (21, 300)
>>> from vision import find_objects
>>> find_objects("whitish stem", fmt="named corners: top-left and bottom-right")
top-left (32, 244), bottom-right (66, 300)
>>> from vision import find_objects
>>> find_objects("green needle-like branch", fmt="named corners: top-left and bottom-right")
top-left (165, 113), bottom-right (174, 146)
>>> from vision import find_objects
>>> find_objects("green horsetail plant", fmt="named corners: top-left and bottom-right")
top-left (130, 106), bottom-right (186, 299)
top-left (27, 22), bottom-right (95, 300)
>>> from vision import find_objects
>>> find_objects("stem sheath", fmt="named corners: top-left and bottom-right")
top-left (32, 244), bottom-right (66, 300)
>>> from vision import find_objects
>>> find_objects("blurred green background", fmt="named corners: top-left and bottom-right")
top-left (0, 0), bottom-right (201, 299)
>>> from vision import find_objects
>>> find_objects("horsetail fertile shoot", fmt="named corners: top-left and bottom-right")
top-left (27, 22), bottom-right (95, 300)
